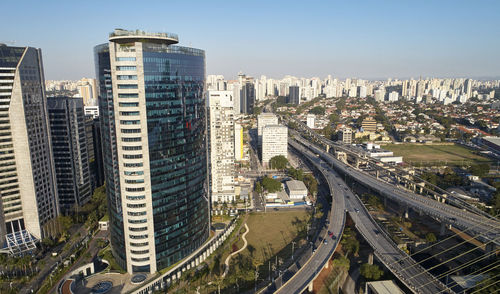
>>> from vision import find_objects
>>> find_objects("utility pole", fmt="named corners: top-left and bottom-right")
top-left (292, 241), bottom-right (296, 259)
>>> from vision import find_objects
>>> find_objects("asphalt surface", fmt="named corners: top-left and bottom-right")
top-left (294, 135), bottom-right (500, 247)
top-left (272, 141), bottom-right (345, 294)
top-left (290, 139), bottom-right (453, 294)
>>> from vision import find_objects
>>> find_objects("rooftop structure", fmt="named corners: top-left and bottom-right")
top-left (109, 28), bottom-right (179, 44)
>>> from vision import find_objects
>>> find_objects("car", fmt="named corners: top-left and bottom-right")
top-left (331, 235), bottom-right (336, 240)
top-left (354, 208), bottom-right (360, 213)
top-left (328, 231), bottom-right (333, 237)
top-left (323, 239), bottom-right (328, 244)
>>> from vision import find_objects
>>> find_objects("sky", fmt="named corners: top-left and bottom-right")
top-left (2, 0), bottom-right (500, 80)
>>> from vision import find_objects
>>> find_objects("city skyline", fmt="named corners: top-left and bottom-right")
top-left (2, 0), bottom-right (500, 80)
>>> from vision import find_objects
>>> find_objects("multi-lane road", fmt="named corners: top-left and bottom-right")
top-left (288, 139), bottom-right (452, 294)
top-left (294, 135), bottom-right (500, 247)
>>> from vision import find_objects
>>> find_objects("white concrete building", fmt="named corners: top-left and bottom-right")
top-left (285, 180), bottom-right (308, 200)
top-left (262, 125), bottom-right (288, 166)
top-left (208, 91), bottom-right (236, 203)
top-left (234, 123), bottom-right (243, 161)
top-left (306, 114), bottom-right (315, 129)
top-left (257, 113), bottom-right (278, 145)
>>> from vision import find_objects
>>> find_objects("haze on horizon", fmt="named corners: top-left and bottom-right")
top-left (2, 0), bottom-right (499, 80)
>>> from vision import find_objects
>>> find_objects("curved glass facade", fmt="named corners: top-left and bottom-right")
top-left (94, 30), bottom-right (209, 274)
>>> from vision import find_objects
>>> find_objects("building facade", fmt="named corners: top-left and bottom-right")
top-left (0, 45), bottom-right (59, 253)
top-left (207, 91), bottom-right (235, 203)
top-left (234, 123), bottom-right (243, 161)
top-left (288, 85), bottom-right (300, 105)
top-left (95, 29), bottom-right (209, 274)
top-left (47, 97), bottom-right (92, 214)
top-left (257, 113), bottom-right (278, 146)
top-left (339, 127), bottom-right (353, 144)
top-left (306, 114), bottom-right (315, 129)
top-left (262, 125), bottom-right (288, 166)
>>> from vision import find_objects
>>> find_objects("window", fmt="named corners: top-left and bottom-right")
top-left (116, 57), bottom-right (136, 61)
top-left (117, 75), bottom-right (137, 80)
top-left (120, 111), bottom-right (139, 116)
top-left (122, 137), bottom-right (141, 142)
top-left (126, 187), bottom-right (145, 192)
top-left (130, 249), bottom-right (149, 255)
top-left (127, 211), bottom-right (146, 216)
top-left (129, 226), bottom-right (148, 232)
top-left (127, 202), bottom-right (146, 208)
top-left (118, 93), bottom-right (139, 98)
top-left (131, 257), bottom-right (150, 262)
top-left (126, 179), bottom-right (145, 184)
top-left (130, 242), bottom-right (148, 247)
top-left (123, 154), bottom-right (142, 159)
top-left (123, 146), bottom-right (142, 151)
top-left (126, 195), bottom-right (145, 200)
top-left (118, 84), bottom-right (138, 89)
top-left (121, 128), bottom-right (141, 134)
top-left (129, 234), bottom-right (148, 239)
top-left (117, 66), bottom-right (136, 71)
top-left (120, 120), bottom-right (140, 125)
top-left (119, 102), bottom-right (139, 107)
top-left (124, 162), bottom-right (143, 167)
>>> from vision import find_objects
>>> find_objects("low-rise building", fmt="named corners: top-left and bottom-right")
top-left (285, 180), bottom-right (308, 200)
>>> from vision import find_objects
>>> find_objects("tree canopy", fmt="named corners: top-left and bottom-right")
top-left (360, 263), bottom-right (384, 280)
top-left (261, 177), bottom-right (282, 193)
top-left (309, 106), bottom-right (325, 115)
top-left (269, 155), bottom-right (288, 170)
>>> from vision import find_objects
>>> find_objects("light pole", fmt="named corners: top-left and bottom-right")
top-left (291, 241), bottom-right (296, 259)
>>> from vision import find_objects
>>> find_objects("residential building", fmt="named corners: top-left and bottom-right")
top-left (306, 113), bottom-right (315, 129)
top-left (77, 78), bottom-right (98, 106)
top-left (234, 123), bottom-right (243, 161)
top-left (207, 91), bottom-right (235, 203)
top-left (47, 97), bottom-right (92, 214)
top-left (262, 125), bottom-right (287, 166)
top-left (0, 45), bottom-right (59, 253)
top-left (257, 113), bottom-right (278, 146)
top-left (362, 117), bottom-right (377, 132)
top-left (95, 29), bottom-right (209, 274)
top-left (339, 127), bottom-right (353, 144)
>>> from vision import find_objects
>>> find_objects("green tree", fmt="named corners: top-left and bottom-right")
top-left (309, 106), bottom-right (325, 115)
top-left (360, 263), bottom-right (383, 280)
top-left (255, 182), bottom-right (262, 194)
top-left (341, 228), bottom-right (360, 257)
top-left (469, 163), bottom-right (490, 177)
top-left (288, 167), bottom-right (304, 181)
top-left (303, 174), bottom-right (318, 196)
top-left (269, 155), bottom-right (288, 170)
top-left (425, 232), bottom-right (437, 243)
top-left (261, 177), bottom-right (282, 193)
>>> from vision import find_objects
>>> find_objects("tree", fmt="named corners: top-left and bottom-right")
top-left (255, 182), bottom-right (263, 194)
top-left (360, 263), bottom-right (383, 280)
top-left (261, 177), bottom-right (282, 193)
top-left (269, 155), bottom-right (288, 170)
top-left (303, 174), bottom-right (318, 196)
top-left (309, 106), bottom-right (325, 115)
top-left (469, 163), bottom-right (490, 177)
top-left (288, 167), bottom-right (304, 181)
top-left (341, 228), bottom-right (360, 257)
top-left (425, 232), bottom-right (437, 243)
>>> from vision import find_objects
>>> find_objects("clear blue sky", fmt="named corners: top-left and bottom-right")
top-left (2, 0), bottom-right (499, 80)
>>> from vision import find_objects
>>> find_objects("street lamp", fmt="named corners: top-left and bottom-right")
top-left (291, 241), bottom-right (296, 259)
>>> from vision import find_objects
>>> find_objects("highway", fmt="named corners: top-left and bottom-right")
top-left (294, 135), bottom-right (500, 246)
top-left (268, 140), bottom-right (346, 294)
top-left (289, 139), bottom-right (452, 294)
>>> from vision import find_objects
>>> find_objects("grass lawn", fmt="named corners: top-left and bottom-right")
top-left (382, 143), bottom-right (491, 166)
top-left (244, 210), bottom-right (310, 264)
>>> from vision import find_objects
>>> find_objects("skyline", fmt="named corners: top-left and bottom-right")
top-left (2, 0), bottom-right (500, 80)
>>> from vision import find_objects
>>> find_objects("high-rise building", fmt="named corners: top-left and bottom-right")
top-left (0, 45), bottom-right (59, 253)
top-left (95, 29), bottom-right (209, 274)
top-left (85, 115), bottom-right (104, 190)
top-left (288, 85), bottom-right (300, 105)
top-left (234, 123), bottom-right (243, 161)
top-left (257, 113), bottom-right (278, 146)
top-left (207, 91), bottom-right (235, 204)
top-left (77, 78), bottom-right (98, 106)
top-left (358, 86), bottom-right (367, 98)
top-left (239, 76), bottom-right (255, 114)
top-left (465, 79), bottom-right (472, 98)
top-left (262, 125), bottom-right (288, 167)
top-left (47, 97), bottom-right (92, 214)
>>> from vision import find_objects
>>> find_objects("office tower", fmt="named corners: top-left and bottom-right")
top-left (465, 79), bottom-right (472, 98)
top-left (77, 78), bottom-right (98, 106)
top-left (207, 91), bottom-right (235, 204)
top-left (95, 29), bottom-right (209, 274)
top-left (234, 123), bottom-right (243, 161)
top-left (306, 114), bottom-right (315, 129)
top-left (288, 85), bottom-right (300, 105)
top-left (85, 115), bottom-right (104, 190)
top-left (239, 74), bottom-right (255, 114)
top-left (339, 127), bottom-right (352, 144)
top-left (262, 125), bottom-right (288, 167)
top-left (257, 113), bottom-right (278, 146)
top-left (47, 97), bottom-right (92, 214)
top-left (361, 117), bottom-right (377, 132)
top-left (84, 105), bottom-right (99, 118)
top-left (0, 45), bottom-right (59, 252)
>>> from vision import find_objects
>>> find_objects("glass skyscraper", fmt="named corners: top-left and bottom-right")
top-left (94, 29), bottom-right (209, 274)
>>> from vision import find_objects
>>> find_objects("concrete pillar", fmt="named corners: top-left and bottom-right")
top-left (440, 222), bottom-right (447, 236)
top-left (195, 257), bottom-right (200, 266)
top-left (376, 170), bottom-right (379, 179)
top-left (308, 281), bottom-right (314, 292)
top-left (368, 253), bottom-right (374, 265)
top-left (177, 271), bottom-right (182, 279)
top-left (325, 260), bottom-right (329, 269)
top-left (326, 145), bottom-right (330, 153)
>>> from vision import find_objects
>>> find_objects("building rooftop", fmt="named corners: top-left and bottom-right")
top-left (286, 180), bottom-right (308, 191)
top-left (483, 136), bottom-right (500, 146)
top-left (109, 28), bottom-right (179, 45)
top-left (366, 280), bottom-right (404, 294)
